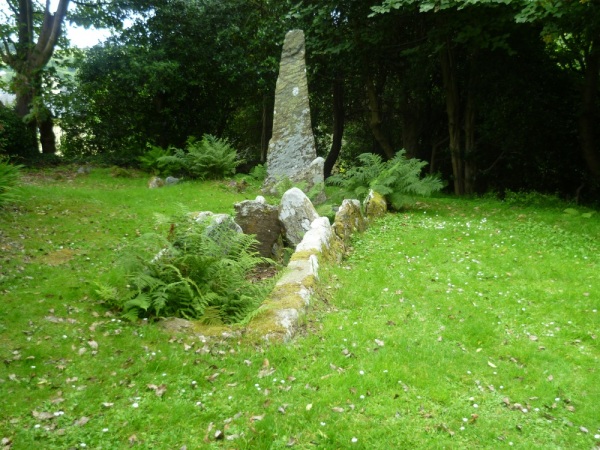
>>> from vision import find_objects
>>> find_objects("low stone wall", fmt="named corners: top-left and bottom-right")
top-left (160, 189), bottom-right (387, 343)
top-left (245, 189), bottom-right (387, 342)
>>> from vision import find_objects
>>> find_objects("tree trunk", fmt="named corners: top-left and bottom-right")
top-left (463, 56), bottom-right (477, 195)
top-left (579, 41), bottom-right (600, 178)
top-left (400, 91), bottom-right (425, 159)
top-left (366, 76), bottom-right (394, 159)
top-left (440, 42), bottom-right (464, 195)
top-left (324, 75), bottom-right (345, 178)
top-left (261, 95), bottom-right (272, 163)
top-left (8, 0), bottom-right (70, 154)
top-left (39, 114), bottom-right (57, 154)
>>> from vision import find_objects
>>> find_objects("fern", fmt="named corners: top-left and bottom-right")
top-left (328, 150), bottom-right (443, 210)
top-left (0, 157), bottom-right (22, 208)
top-left (157, 134), bottom-right (242, 180)
top-left (97, 207), bottom-right (275, 323)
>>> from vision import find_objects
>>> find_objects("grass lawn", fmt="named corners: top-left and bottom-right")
top-left (1, 168), bottom-right (599, 449)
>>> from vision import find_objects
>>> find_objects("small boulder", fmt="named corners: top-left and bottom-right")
top-left (193, 211), bottom-right (242, 237)
top-left (363, 190), bottom-right (387, 220)
top-left (234, 196), bottom-right (283, 258)
top-left (278, 187), bottom-right (319, 246)
top-left (165, 176), bottom-right (180, 185)
top-left (148, 176), bottom-right (164, 189)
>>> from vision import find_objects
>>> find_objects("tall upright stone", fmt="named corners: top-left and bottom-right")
top-left (264, 30), bottom-right (324, 197)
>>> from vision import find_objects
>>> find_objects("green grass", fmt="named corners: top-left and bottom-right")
top-left (1, 170), bottom-right (599, 448)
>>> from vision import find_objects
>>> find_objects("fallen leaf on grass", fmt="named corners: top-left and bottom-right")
top-left (101, 402), bottom-right (114, 408)
top-left (306, 404), bottom-right (312, 411)
top-left (529, 335), bottom-right (538, 341)
top-left (147, 384), bottom-right (167, 397)
top-left (87, 340), bottom-right (98, 350)
top-left (487, 361), bottom-right (497, 368)
top-left (250, 414), bottom-right (265, 422)
top-left (32, 411), bottom-right (54, 421)
top-left (74, 416), bottom-right (90, 426)
top-left (331, 407), bottom-right (344, 413)
top-left (206, 373), bottom-right (220, 383)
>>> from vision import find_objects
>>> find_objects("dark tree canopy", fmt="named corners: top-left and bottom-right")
top-left (4, 0), bottom-right (598, 201)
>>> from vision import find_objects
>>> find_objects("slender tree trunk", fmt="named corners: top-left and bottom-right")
top-left (401, 98), bottom-right (424, 159)
top-left (39, 113), bottom-right (57, 154)
top-left (440, 42), bottom-right (464, 195)
top-left (579, 41), bottom-right (600, 178)
top-left (463, 56), bottom-right (477, 194)
top-left (324, 75), bottom-right (345, 178)
top-left (366, 76), bottom-right (394, 159)
top-left (261, 95), bottom-right (272, 163)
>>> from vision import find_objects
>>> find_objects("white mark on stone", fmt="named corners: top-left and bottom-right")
top-left (292, 87), bottom-right (299, 96)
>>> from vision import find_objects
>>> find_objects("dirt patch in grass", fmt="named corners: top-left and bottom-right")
top-left (38, 248), bottom-right (78, 265)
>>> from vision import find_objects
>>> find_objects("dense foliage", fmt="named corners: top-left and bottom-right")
top-left (0, 105), bottom-right (38, 159)
top-left (156, 135), bottom-right (242, 180)
top-left (4, 0), bottom-right (597, 200)
top-left (97, 210), bottom-right (274, 324)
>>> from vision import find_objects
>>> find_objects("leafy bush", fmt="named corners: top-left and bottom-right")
top-left (0, 105), bottom-right (38, 159)
top-left (138, 144), bottom-right (178, 175)
top-left (0, 157), bottom-right (23, 208)
top-left (328, 150), bottom-right (443, 210)
top-left (158, 134), bottom-right (242, 180)
top-left (96, 210), bottom-right (274, 324)
top-left (249, 163), bottom-right (267, 182)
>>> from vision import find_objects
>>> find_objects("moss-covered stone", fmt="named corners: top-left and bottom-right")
top-left (364, 190), bottom-right (387, 220)
top-left (333, 199), bottom-right (366, 245)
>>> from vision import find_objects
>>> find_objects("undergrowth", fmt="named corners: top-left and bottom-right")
top-left (96, 208), bottom-right (275, 324)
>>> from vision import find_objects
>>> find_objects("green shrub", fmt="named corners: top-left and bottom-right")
top-left (0, 157), bottom-right (23, 208)
top-left (328, 150), bottom-right (443, 209)
top-left (138, 144), bottom-right (178, 175)
top-left (249, 163), bottom-right (267, 182)
top-left (96, 210), bottom-right (274, 324)
top-left (158, 134), bottom-right (242, 180)
top-left (0, 105), bottom-right (38, 159)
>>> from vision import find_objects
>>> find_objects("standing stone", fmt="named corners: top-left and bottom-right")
top-left (264, 30), bottom-right (324, 195)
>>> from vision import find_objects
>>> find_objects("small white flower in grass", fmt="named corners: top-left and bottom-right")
top-left (132, 402), bottom-right (139, 408)
top-left (467, 371), bottom-right (471, 374)
top-left (102, 428), bottom-right (109, 432)
top-left (34, 424), bottom-right (41, 429)
top-left (509, 442), bottom-right (513, 446)
top-left (462, 418), bottom-right (468, 422)
top-left (473, 404), bottom-right (479, 408)
top-left (320, 422), bottom-right (326, 426)
top-left (80, 444), bottom-right (87, 448)
top-left (228, 396), bottom-right (233, 400)
top-left (359, 370), bottom-right (364, 375)
top-left (555, 398), bottom-right (560, 402)
top-left (460, 426), bottom-right (465, 431)
top-left (594, 434), bottom-right (600, 439)
top-left (360, 395), bottom-right (365, 399)
top-left (351, 437), bottom-right (358, 443)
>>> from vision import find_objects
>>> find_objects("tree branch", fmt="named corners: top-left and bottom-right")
top-left (33, 0), bottom-right (70, 67)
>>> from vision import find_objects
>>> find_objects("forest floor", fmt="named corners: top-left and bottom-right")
top-left (1, 168), bottom-right (599, 449)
